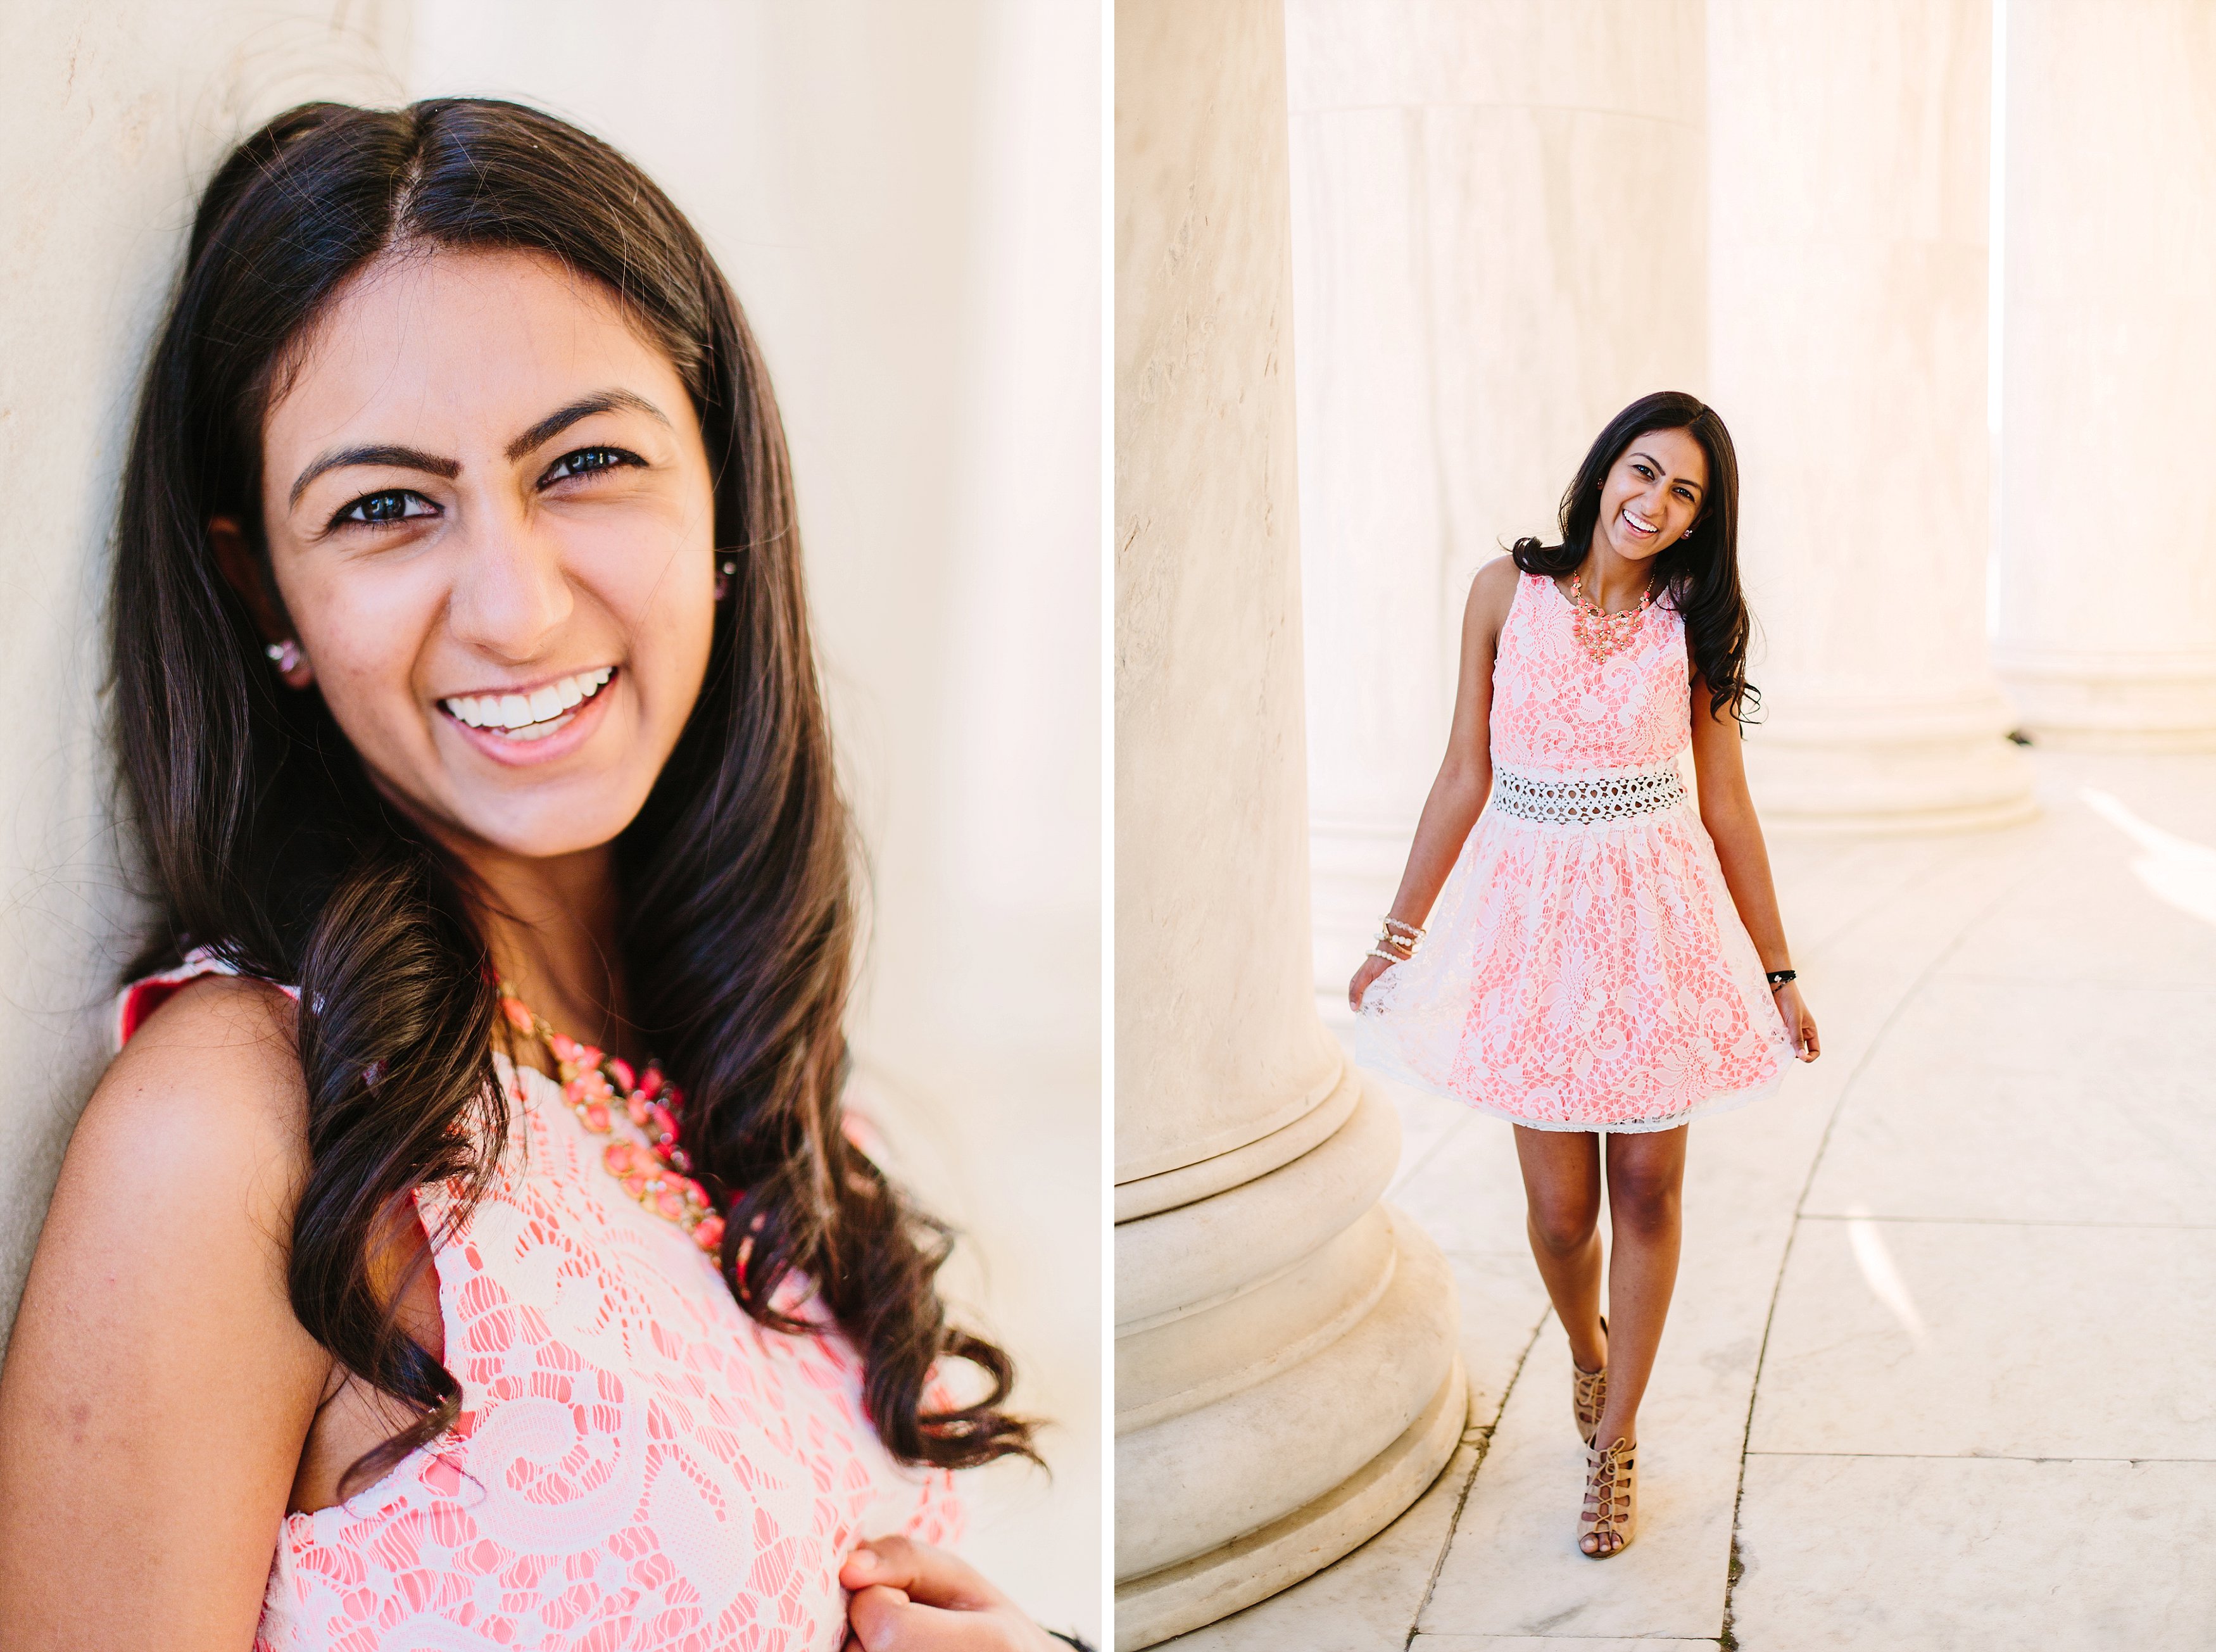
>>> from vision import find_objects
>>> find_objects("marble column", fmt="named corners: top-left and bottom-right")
top-left (1285, 0), bottom-right (1710, 1006)
top-left (1991, 0), bottom-right (2216, 750)
top-left (1709, 0), bottom-right (2036, 829)
top-left (1115, 1), bottom-right (1464, 1645)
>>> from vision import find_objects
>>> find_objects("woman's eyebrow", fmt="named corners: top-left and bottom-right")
top-left (1628, 450), bottom-right (1704, 493)
top-left (284, 391), bottom-right (672, 512)
top-left (289, 445), bottom-right (458, 510)
top-left (505, 389), bottom-right (672, 462)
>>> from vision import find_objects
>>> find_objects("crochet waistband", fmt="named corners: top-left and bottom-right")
top-left (1490, 760), bottom-right (1687, 826)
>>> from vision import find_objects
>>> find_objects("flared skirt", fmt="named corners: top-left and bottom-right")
top-left (1356, 801), bottom-right (1791, 1132)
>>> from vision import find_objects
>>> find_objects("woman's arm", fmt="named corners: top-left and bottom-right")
top-left (1348, 556), bottom-right (1518, 1011)
top-left (0, 979), bottom-right (334, 1649)
top-left (1687, 674), bottom-right (1818, 1061)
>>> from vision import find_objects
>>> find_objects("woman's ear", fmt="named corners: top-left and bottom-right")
top-left (209, 517), bottom-right (313, 688)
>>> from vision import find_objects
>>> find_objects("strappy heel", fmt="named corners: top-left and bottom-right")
top-left (1571, 1315), bottom-right (1608, 1447)
top-left (1578, 1435), bottom-right (1637, 1558)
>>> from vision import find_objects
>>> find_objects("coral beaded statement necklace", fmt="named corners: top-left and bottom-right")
top-left (1568, 572), bottom-right (1655, 664)
top-left (498, 985), bottom-right (727, 1255)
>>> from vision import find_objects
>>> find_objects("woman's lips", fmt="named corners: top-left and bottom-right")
top-left (439, 665), bottom-right (619, 766)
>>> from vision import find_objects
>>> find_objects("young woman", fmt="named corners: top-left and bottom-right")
top-left (0, 99), bottom-right (1081, 1651)
top-left (1349, 391), bottom-right (1820, 1560)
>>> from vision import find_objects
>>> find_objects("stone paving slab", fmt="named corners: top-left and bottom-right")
top-left (1411, 1639), bottom-right (1716, 1649)
top-left (1751, 1215), bottom-right (2216, 1461)
top-left (1730, 1454), bottom-right (2216, 1651)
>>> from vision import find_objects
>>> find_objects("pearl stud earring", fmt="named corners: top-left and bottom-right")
top-left (714, 557), bottom-right (737, 602)
top-left (265, 640), bottom-right (303, 674)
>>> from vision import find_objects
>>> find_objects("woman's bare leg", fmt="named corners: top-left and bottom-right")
top-left (1589, 1124), bottom-right (1689, 1451)
top-left (1512, 1126), bottom-right (1608, 1372)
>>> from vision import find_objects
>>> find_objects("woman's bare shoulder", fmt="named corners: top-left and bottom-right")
top-left (80, 976), bottom-right (312, 1204)
top-left (0, 975), bottom-right (329, 1641)
top-left (1463, 553), bottom-right (1524, 638)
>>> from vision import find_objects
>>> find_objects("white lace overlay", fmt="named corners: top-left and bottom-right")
top-left (250, 1056), bottom-right (962, 1651)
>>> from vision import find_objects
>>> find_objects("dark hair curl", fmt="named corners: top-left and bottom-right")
top-left (1509, 389), bottom-right (1760, 725)
top-left (111, 97), bottom-right (1032, 1498)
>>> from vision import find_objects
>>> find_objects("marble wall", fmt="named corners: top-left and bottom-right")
top-left (1710, 0), bottom-right (2034, 828)
top-left (0, 0), bottom-right (409, 1345)
top-left (1993, 0), bottom-right (2216, 748)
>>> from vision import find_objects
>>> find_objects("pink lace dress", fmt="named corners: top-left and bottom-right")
top-left (116, 952), bottom-right (960, 1652)
top-left (1356, 570), bottom-right (1791, 1132)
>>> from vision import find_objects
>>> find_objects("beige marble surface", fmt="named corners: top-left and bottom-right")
top-left (1709, 0), bottom-right (2034, 828)
top-left (1319, 751), bottom-right (2216, 1643)
top-left (1411, 1639), bottom-right (1716, 1651)
top-left (1116, 0), bottom-right (1343, 1184)
top-left (1994, 1), bottom-right (2216, 746)
top-left (1116, 1), bottom-right (1463, 1628)
top-left (1732, 1455), bottom-right (2216, 1649)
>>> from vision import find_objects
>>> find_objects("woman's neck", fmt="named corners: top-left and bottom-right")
top-left (464, 840), bottom-right (636, 1061)
top-left (1576, 533), bottom-right (1654, 614)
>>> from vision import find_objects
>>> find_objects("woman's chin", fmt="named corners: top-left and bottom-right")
top-left (424, 768), bottom-right (654, 863)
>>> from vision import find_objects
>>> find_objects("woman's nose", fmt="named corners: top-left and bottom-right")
top-left (446, 505), bottom-right (574, 660)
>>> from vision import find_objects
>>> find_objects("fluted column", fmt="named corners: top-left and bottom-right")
top-left (1285, 0), bottom-right (1709, 1005)
top-left (1709, 0), bottom-right (2036, 828)
top-left (1115, 1), bottom-right (1464, 1644)
top-left (1991, 0), bottom-right (2216, 749)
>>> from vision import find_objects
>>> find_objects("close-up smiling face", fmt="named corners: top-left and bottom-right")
top-left (234, 245), bottom-right (719, 864)
top-left (1595, 425), bottom-right (1708, 565)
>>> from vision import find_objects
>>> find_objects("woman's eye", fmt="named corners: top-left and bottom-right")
top-left (542, 446), bottom-right (638, 484)
top-left (335, 489), bottom-right (435, 527)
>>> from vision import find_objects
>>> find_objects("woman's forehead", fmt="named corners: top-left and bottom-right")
top-left (263, 247), bottom-right (684, 462)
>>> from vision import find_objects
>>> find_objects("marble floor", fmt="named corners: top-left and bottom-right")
top-left (1157, 750), bottom-right (2216, 1652)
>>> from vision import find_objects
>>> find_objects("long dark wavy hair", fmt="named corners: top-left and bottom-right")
top-left (1510, 390), bottom-right (1758, 724)
top-left (111, 98), bottom-right (1031, 1496)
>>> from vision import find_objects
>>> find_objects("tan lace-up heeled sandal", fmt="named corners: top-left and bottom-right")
top-left (1571, 1315), bottom-right (1608, 1447)
top-left (1577, 1435), bottom-right (1637, 1558)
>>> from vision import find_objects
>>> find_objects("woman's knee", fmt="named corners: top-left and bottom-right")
top-left (1608, 1161), bottom-right (1683, 1235)
top-left (1527, 1195), bottom-right (1601, 1256)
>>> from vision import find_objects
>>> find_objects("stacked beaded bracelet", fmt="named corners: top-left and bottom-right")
top-left (1369, 916), bottom-right (1425, 966)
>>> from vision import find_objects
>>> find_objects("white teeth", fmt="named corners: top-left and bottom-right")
top-left (441, 667), bottom-right (614, 735)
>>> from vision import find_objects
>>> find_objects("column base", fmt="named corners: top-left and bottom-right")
top-left (1742, 690), bottom-right (2039, 833)
top-left (1996, 648), bottom-right (2216, 752)
top-left (1115, 1355), bottom-right (1468, 1651)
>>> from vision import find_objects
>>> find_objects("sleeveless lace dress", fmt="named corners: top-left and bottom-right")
top-left (116, 950), bottom-right (960, 1652)
top-left (1356, 570), bottom-right (1792, 1132)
